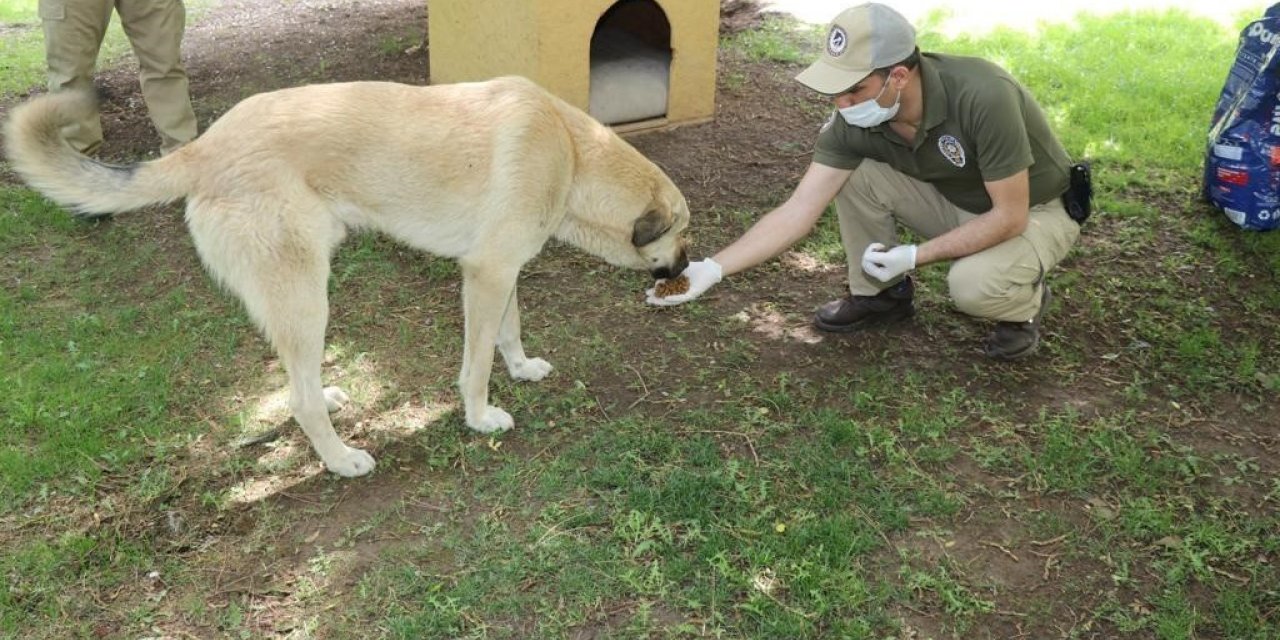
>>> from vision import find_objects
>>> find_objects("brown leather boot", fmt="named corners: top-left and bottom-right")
top-left (813, 277), bottom-right (914, 333)
top-left (984, 285), bottom-right (1052, 360)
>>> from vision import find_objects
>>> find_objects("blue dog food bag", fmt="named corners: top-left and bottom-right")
top-left (1203, 3), bottom-right (1280, 231)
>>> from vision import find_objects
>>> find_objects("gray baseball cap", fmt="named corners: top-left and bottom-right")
top-left (795, 3), bottom-right (917, 95)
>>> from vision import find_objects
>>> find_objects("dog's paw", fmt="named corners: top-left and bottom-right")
top-left (468, 406), bottom-right (514, 434)
top-left (323, 386), bottom-right (350, 413)
top-left (508, 357), bottom-right (553, 381)
top-left (324, 446), bottom-right (375, 477)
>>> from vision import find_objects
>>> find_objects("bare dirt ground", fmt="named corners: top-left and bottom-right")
top-left (2, 0), bottom-right (1277, 638)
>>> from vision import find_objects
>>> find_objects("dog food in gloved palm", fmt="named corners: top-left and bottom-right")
top-left (654, 275), bottom-right (690, 298)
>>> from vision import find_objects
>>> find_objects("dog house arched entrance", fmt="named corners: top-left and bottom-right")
top-left (588, 0), bottom-right (672, 126)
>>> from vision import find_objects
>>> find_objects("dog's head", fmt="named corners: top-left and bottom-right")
top-left (630, 188), bottom-right (690, 280)
top-left (554, 121), bottom-right (692, 278)
top-left (558, 165), bottom-right (691, 277)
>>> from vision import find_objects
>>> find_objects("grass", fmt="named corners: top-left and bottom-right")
top-left (0, 0), bottom-right (220, 97)
top-left (0, 0), bottom-right (33, 22)
top-left (0, 1), bottom-right (45, 96)
top-left (722, 14), bottom-right (820, 64)
top-left (2, 3), bottom-right (1280, 639)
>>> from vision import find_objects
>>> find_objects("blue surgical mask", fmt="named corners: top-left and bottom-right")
top-left (838, 77), bottom-right (901, 128)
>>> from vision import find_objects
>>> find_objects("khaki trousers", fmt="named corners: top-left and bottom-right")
top-left (39, 0), bottom-right (197, 153)
top-left (835, 160), bottom-right (1079, 323)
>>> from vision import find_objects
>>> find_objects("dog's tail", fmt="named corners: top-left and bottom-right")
top-left (4, 91), bottom-right (194, 217)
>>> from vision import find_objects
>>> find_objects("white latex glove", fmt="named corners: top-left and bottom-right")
top-left (861, 243), bottom-right (918, 281)
top-left (646, 258), bottom-right (723, 306)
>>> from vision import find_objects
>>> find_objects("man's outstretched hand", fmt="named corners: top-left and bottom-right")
top-left (646, 258), bottom-right (723, 306)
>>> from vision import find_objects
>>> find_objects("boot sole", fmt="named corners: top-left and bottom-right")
top-left (812, 306), bottom-right (915, 334)
top-left (985, 338), bottom-right (1040, 361)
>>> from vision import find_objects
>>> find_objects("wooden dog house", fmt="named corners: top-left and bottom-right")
top-left (428, 0), bottom-right (718, 133)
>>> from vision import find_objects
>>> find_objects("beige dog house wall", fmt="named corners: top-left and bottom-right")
top-left (428, 0), bottom-right (718, 133)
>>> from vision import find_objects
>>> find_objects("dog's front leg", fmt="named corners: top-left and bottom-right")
top-left (497, 282), bottom-right (553, 382)
top-left (458, 264), bottom-right (520, 433)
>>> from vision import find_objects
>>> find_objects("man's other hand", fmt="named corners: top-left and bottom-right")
top-left (862, 243), bottom-right (917, 281)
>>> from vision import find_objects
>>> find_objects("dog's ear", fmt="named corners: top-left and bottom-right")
top-left (631, 208), bottom-right (671, 247)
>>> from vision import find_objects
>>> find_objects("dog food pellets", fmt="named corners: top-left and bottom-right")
top-left (654, 275), bottom-right (690, 297)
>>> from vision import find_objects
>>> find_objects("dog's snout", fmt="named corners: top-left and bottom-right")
top-left (650, 249), bottom-right (689, 280)
top-left (674, 251), bottom-right (690, 277)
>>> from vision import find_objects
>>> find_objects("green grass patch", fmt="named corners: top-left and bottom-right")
top-left (918, 10), bottom-right (1245, 185)
top-left (721, 14), bottom-right (820, 65)
top-left (0, 0), bottom-right (220, 97)
top-left (0, 0), bottom-right (35, 23)
top-left (0, 187), bottom-right (253, 508)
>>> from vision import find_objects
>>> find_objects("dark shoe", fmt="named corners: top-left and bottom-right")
top-left (985, 285), bottom-right (1052, 360)
top-left (813, 277), bottom-right (915, 333)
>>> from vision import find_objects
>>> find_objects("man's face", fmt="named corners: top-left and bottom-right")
top-left (832, 70), bottom-right (896, 109)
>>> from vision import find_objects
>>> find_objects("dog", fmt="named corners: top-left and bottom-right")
top-left (4, 76), bottom-right (690, 477)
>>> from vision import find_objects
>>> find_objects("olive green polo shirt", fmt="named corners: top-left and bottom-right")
top-left (813, 53), bottom-right (1071, 213)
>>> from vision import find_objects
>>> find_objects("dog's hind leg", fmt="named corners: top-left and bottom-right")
top-left (458, 262), bottom-right (522, 433)
top-left (257, 274), bottom-right (374, 476)
top-left (497, 282), bottom-right (553, 382)
top-left (190, 203), bottom-right (374, 477)
top-left (273, 303), bottom-right (375, 477)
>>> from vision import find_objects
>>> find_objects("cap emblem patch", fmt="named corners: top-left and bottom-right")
top-left (827, 26), bottom-right (848, 57)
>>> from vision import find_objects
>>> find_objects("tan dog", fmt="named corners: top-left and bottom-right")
top-left (5, 76), bottom-right (690, 477)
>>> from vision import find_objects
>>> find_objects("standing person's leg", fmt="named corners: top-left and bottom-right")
top-left (815, 160), bottom-right (973, 332)
top-left (947, 199), bottom-right (1079, 359)
top-left (39, 0), bottom-right (114, 152)
top-left (117, 0), bottom-right (197, 153)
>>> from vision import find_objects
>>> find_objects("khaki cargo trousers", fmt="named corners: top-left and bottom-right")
top-left (836, 160), bottom-right (1080, 323)
top-left (39, 0), bottom-right (197, 153)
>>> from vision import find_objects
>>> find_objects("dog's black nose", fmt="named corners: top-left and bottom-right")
top-left (650, 250), bottom-right (689, 280)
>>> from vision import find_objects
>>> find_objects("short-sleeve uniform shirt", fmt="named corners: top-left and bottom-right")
top-left (813, 53), bottom-right (1071, 214)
